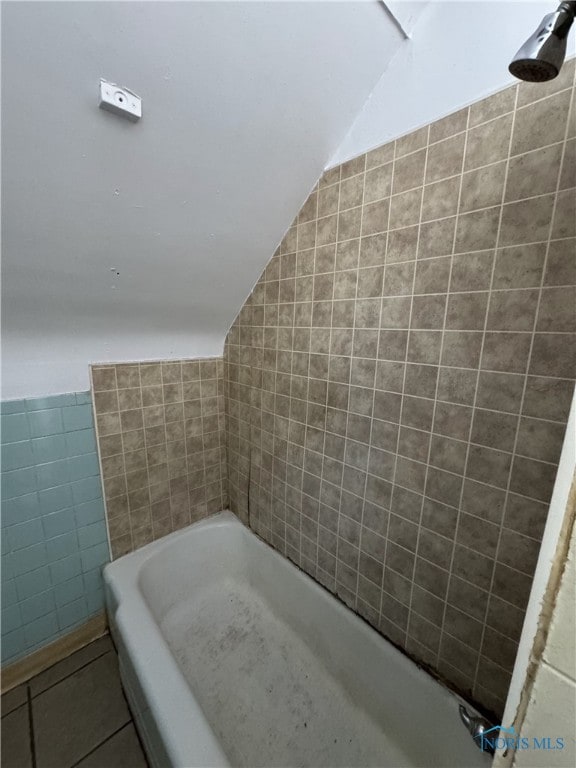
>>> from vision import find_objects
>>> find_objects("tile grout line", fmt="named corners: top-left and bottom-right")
top-left (465, 82), bottom-right (522, 703)
top-left (471, 63), bottom-right (576, 701)
top-left (89, 366), bottom-right (116, 566)
top-left (179, 360), bottom-right (192, 541)
top-left (321, 163), bottom-right (345, 595)
top-left (6, 384), bottom-right (570, 472)
top-left (29, 648), bottom-right (113, 701)
top-left (361, 176), bottom-right (394, 614)
top-left (351, 150), bottom-right (376, 614)
top-left (374, 138), bottom-right (403, 635)
top-left (266, 230), bottom-right (574, 277)
top-left (433, 84), bottom-right (515, 687)
top-left (378, 128), bottom-right (429, 643)
top-left (302, 183), bottom-right (321, 573)
top-left (397, 124), bottom-right (437, 650)
top-left (313, 500), bottom-right (541, 598)
top-left (406, 106), bottom-right (471, 664)
top-left (311, 177), bottom-right (331, 584)
top-left (26, 684), bottom-right (37, 768)
top-left (68, 721), bottom-right (132, 768)
top-left (436, 105), bottom-right (510, 686)
top-left (331, 175), bottom-right (570, 222)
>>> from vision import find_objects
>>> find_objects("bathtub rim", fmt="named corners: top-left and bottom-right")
top-left (105, 511), bottom-right (491, 768)
top-left (105, 514), bottom-right (236, 768)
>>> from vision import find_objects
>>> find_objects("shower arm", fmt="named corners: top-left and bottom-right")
top-left (554, 2), bottom-right (576, 37)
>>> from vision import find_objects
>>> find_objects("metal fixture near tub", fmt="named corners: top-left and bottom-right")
top-left (509, 1), bottom-right (576, 81)
top-left (459, 704), bottom-right (496, 755)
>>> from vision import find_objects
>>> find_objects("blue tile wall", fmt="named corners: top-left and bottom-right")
top-left (1, 392), bottom-right (110, 665)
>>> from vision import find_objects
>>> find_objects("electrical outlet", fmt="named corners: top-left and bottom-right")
top-left (99, 79), bottom-right (142, 122)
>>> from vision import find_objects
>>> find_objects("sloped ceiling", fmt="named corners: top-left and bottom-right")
top-left (332, 1), bottom-right (565, 166)
top-left (383, 1), bottom-right (428, 37)
top-left (1, 0), bottom-right (404, 397)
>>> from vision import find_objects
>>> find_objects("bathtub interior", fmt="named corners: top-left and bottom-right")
top-left (137, 519), bottom-right (252, 624)
top-left (130, 515), bottom-right (489, 768)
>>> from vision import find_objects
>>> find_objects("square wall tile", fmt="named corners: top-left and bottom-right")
top-left (28, 409), bottom-right (64, 438)
top-left (223, 74), bottom-right (575, 721)
top-left (91, 358), bottom-right (227, 559)
top-left (1, 391), bottom-right (108, 666)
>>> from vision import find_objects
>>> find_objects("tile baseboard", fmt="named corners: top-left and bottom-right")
top-left (1, 612), bottom-right (108, 694)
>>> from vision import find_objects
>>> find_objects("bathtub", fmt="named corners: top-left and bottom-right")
top-left (104, 511), bottom-right (491, 768)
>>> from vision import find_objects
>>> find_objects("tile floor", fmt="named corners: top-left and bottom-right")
top-left (1, 635), bottom-right (149, 768)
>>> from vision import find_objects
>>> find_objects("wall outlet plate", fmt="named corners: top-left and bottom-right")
top-left (99, 79), bottom-right (142, 122)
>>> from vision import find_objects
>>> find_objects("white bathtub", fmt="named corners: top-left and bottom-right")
top-left (104, 511), bottom-right (491, 768)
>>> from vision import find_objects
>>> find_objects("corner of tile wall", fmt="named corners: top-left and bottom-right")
top-left (89, 358), bottom-right (227, 559)
top-left (1, 392), bottom-right (109, 665)
top-left (224, 63), bottom-right (576, 719)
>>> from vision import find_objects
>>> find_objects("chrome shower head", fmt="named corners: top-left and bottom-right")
top-left (509, 1), bottom-right (576, 82)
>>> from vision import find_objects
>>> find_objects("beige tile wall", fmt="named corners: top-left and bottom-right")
top-left (225, 62), bottom-right (576, 718)
top-left (91, 358), bottom-right (226, 558)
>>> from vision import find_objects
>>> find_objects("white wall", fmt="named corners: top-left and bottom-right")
top-left (1, 0), bottom-right (403, 399)
top-left (514, 525), bottom-right (576, 767)
top-left (331, 1), bottom-right (575, 165)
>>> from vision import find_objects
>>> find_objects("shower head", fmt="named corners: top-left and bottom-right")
top-left (509, 1), bottom-right (576, 82)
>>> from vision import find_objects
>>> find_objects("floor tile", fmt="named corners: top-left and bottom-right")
top-left (1, 704), bottom-right (33, 768)
top-left (32, 651), bottom-right (130, 768)
top-left (30, 635), bottom-right (113, 697)
top-left (75, 723), bottom-right (148, 768)
top-left (1, 683), bottom-right (28, 716)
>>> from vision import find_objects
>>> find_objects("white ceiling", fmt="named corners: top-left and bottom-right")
top-left (6, 1), bottom-right (565, 400)
top-left (1, 0), bottom-right (404, 397)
